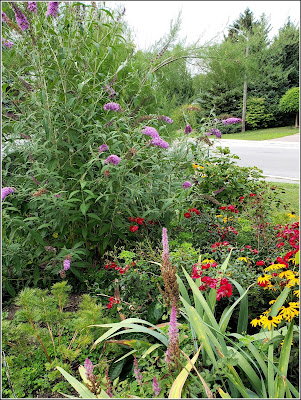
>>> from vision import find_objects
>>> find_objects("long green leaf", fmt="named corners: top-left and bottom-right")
top-left (275, 320), bottom-right (294, 398)
top-left (56, 367), bottom-right (97, 398)
top-left (228, 278), bottom-right (249, 334)
top-left (141, 343), bottom-right (162, 358)
top-left (168, 348), bottom-right (201, 399)
top-left (267, 340), bottom-right (275, 398)
top-left (261, 286), bottom-right (290, 332)
top-left (176, 274), bottom-right (191, 305)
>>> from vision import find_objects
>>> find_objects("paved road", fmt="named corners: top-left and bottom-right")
top-left (212, 134), bottom-right (300, 184)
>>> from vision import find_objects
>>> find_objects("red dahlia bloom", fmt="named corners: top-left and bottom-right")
top-left (130, 225), bottom-right (139, 232)
top-left (184, 212), bottom-right (191, 218)
top-left (136, 217), bottom-right (144, 225)
top-left (256, 260), bottom-right (265, 266)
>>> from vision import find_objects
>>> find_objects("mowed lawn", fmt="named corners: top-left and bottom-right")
top-left (271, 182), bottom-right (300, 215)
top-left (222, 126), bottom-right (299, 140)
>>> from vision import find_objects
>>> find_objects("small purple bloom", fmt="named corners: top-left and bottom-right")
top-left (104, 155), bottom-right (121, 165)
top-left (63, 259), bottom-right (71, 271)
top-left (105, 119), bottom-right (114, 127)
top-left (222, 117), bottom-right (242, 125)
top-left (206, 128), bottom-right (222, 139)
top-left (99, 143), bottom-right (109, 153)
top-left (103, 102), bottom-right (121, 111)
top-left (142, 126), bottom-right (160, 139)
top-left (104, 85), bottom-right (116, 97)
top-left (185, 124), bottom-right (192, 134)
top-left (162, 227), bottom-right (169, 263)
top-left (2, 187), bottom-right (15, 201)
top-left (153, 377), bottom-right (161, 396)
top-left (12, 3), bottom-right (29, 31)
top-left (28, 2), bottom-right (38, 14)
top-left (54, 193), bottom-right (63, 198)
top-left (84, 358), bottom-right (94, 378)
top-left (182, 181), bottom-right (192, 189)
top-left (45, 246), bottom-right (56, 253)
top-left (2, 11), bottom-right (9, 22)
top-left (162, 115), bottom-right (173, 124)
top-left (151, 137), bottom-right (169, 149)
top-left (2, 38), bottom-right (14, 49)
top-left (46, 2), bottom-right (59, 18)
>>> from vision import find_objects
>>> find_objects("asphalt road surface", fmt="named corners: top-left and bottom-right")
top-left (213, 136), bottom-right (300, 184)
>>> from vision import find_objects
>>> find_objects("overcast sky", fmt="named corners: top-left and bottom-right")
top-left (104, 1), bottom-right (300, 50)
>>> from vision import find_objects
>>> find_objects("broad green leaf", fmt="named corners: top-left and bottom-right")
top-left (141, 343), bottom-right (162, 358)
top-left (56, 367), bottom-right (97, 398)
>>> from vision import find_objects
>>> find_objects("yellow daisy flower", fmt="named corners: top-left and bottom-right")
top-left (202, 259), bottom-right (216, 264)
top-left (264, 282), bottom-right (277, 291)
top-left (52, 232), bottom-right (58, 238)
top-left (280, 338), bottom-right (293, 347)
top-left (263, 308), bottom-right (271, 316)
top-left (269, 299), bottom-right (277, 305)
top-left (264, 264), bottom-right (286, 272)
top-left (278, 270), bottom-right (295, 279)
top-left (278, 302), bottom-right (299, 322)
top-left (237, 257), bottom-right (250, 263)
top-left (250, 316), bottom-right (263, 327)
top-left (261, 315), bottom-right (282, 330)
top-left (287, 276), bottom-right (299, 288)
top-left (293, 290), bottom-right (299, 298)
top-left (216, 214), bottom-right (223, 218)
top-left (257, 274), bottom-right (272, 285)
top-left (287, 213), bottom-right (296, 218)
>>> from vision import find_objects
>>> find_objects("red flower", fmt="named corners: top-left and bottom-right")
top-left (219, 206), bottom-right (227, 210)
top-left (130, 225), bottom-right (139, 232)
top-left (107, 303), bottom-right (113, 309)
top-left (129, 217), bottom-right (137, 222)
top-left (201, 263), bottom-right (211, 270)
top-left (256, 260), bottom-right (265, 266)
top-left (184, 212), bottom-right (191, 218)
top-left (249, 193), bottom-right (256, 197)
top-left (148, 220), bottom-right (154, 225)
top-left (239, 196), bottom-right (244, 202)
top-left (136, 217), bottom-right (144, 225)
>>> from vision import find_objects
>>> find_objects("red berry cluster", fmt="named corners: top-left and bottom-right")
top-left (184, 207), bottom-right (200, 218)
top-left (219, 205), bottom-right (239, 213)
top-left (107, 296), bottom-right (120, 309)
top-left (104, 261), bottom-right (135, 274)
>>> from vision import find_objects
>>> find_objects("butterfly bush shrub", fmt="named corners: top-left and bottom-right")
top-left (2, 1), bottom-right (207, 295)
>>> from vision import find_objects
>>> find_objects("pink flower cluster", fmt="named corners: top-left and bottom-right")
top-left (107, 296), bottom-right (120, 309)
top-left (142, 126), bottom-right (169, 149)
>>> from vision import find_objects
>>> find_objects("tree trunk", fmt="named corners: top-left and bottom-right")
top-left (241, 38), bottom-right (249, 133)
top-left (295, 112), bottom-right (299, 128)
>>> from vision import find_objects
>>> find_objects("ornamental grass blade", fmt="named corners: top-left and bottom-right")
top-left (228, 278), bottom-right (249, 334)
top-left (141, 343), bottom-right (162, 358)
top-left (56, 367), bottom-right (97, 398)
top-left (217, 387), bottom-right (232, 398)
top-left (176, 274), bottom-right (191, 305)
top-left (267, 341), bottom-right (275, 398)
top-left (220, 250), bottom-right (232, 273)
top-left (274, 320), bottom-right (294, 398)
top-left (168, 347), bottom-right (201, 399)
top-left (261, 286), bottom-right (290, 332)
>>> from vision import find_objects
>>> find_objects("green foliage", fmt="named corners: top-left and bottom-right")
top-left (246, 97), bottom-right (274, 129)
top-left (2, 282), bottom-right (110, 397)
top-left (279, 87), bottom-right (300, 113)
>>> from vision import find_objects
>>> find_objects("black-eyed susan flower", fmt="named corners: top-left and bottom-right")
top-left (293, 289), bottom-right (299, 298)
top-left (250, 316), bottom-right (263, 327)
top-left (287, 273), bottom-right (299, 288)
top-left (269, 299), bottom-right (277, 305)
top-left (278, 302), bottom-right (299, 322)
top-left (257, 274), bottom-right (272, 287)
top-left (278, 270), bottom-right (296, 279)
top-left (237, 257), bottom-right (250, 263)
top-left (264, 264), bottom-right (286, 272)
top-left (261, 315), bottom-right (282, 330)
top-left (287, 212), bottom-right (296, 219)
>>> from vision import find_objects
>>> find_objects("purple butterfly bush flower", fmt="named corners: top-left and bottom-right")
top-left (104, 155), bottom-right (121, 165)
top-left (151, 137), bottom-right (169, 149)
top-left (153, 377), bottom-right (161, 396)
top-left (184, 124), bottom-right (192, 134)
top-left (28, 2), bottom-right (38, 14)
top-left (2, 11), bottom-right (10, 22)
top-left (162, 227), bottom-right (169, 263)
top-left (84, 358), bottom-right (94, 379)
top-left (142, 126), bottom-right (160, 139)
top-left (222, 117), bottom-right (242, 125)
top-left (2, 187), bottom-right (15, 201)
top-left (162, 115), bottom-right (173, 124)
top-left (99, 143), bottom-right (109, 153)
top-left (2, 38), bottom-right (14, 49)
top-left (63, 259), bottom-right (71, 271)
top-left (182, 181), bottom-right (192, 189)
top-left (105, 86), bottom-right (116, 97)
top-left (103, 102), bottom-right (121, 111)
top-left (12, 3), bottom-right (29, 31)
top-left (46, 2), bottom-right (59, 18)
top-left (206, 128), bottom-right (222, 139)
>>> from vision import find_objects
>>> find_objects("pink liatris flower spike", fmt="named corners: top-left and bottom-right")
top-left (84, 358), bottom-right (94, 379)
top-left (162, 227), bottom-right (170, 263)
top-left (133, 355), bottom-right (143, 384)
top-left (153, 377), bottom-right (161, 396)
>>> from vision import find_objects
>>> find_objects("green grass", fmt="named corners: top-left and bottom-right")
top-left (222, 126), bottom-right (299, 141)
top-left (270, 182), bottom-right (300, 221)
